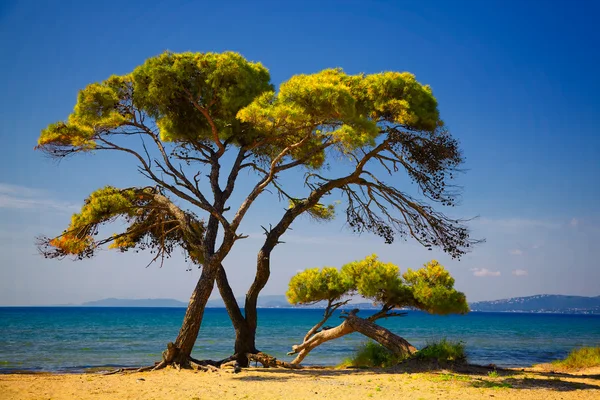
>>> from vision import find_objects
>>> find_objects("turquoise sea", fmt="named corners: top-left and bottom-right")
top-left (1, 307), bottom-right (599, 372)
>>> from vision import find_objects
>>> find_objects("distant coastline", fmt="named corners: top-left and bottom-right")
top-left (29, 294), bottom-right (598, 314)
top-left (469, 294), bottom-right (600, 315)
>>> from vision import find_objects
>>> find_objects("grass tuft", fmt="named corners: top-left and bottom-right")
top-left (472, 380), bottom-right (513, 389)
top-left (551, 347), bottom-right (600, 370)
top-left (342, 341), bottom-right (408, 368)
top-left (415, 338), bottom-right (466, 363)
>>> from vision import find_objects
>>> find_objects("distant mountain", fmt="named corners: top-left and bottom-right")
top-left (469, 295), bottom-right (600, 314)
top-left (80, 294), bottom-right (600, 314)
top-left (81, 298), bottom-right (187, 307)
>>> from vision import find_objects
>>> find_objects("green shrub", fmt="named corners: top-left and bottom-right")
top-left (343, 341), bottom-right (408, 368)
top-left (552, 347), bottom-right (600, 370)
top-left (487, 370), bottom-right (499, 378)
top-left (415, 338), bottom-right (466, 363)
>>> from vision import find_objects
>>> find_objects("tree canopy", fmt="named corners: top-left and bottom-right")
top-left (38, 51), bottom-right (474, 261)
top-left (287, 254), bottom-right (469, 315)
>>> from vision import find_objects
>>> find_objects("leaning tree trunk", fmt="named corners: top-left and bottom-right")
top-left (171, 263), bottom-right (218, 361)
top-left (345, 314), bottom-right (417, 356)
top-left (154, 261), bottom-right (219, 368)
top-left (291, 320), bottom-right (355, 364)
top-left (289, 312), bottom-right (417, 365)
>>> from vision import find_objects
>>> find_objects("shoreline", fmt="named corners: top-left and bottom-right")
top-left (1, 364), bottom-right (598, 400)
top-left (0, 361), bottom-right (568, 375)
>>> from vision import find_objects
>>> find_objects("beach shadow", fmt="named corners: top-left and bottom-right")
top-left (468, 376), bottom-right (600, 391)
top-left (234, 367), bottom-right (366, 382)
top-left (524, 364), bottom-right (600, 380)
top-left (402, 363), bottom-right (600, 392)
top-left (234, 362), bottom-right (600, 392)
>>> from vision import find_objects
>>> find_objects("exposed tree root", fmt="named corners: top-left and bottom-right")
top-left (102, 342), bottom-right (234, 375)
top-left (103, 367), bottom-right (143, 376)
top-left (102, 345), bottom-right (308, 375)
top-left (246, 352), bottom-right (303, 369)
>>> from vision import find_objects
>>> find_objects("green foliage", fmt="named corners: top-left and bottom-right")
top-left (237, 67), bottom-right (441, 166)
top-left (132, 51), bottom-right (272, 143)
top-left (289, 199), bottom-right (336, 222)
top-left (286, 267), bottom-right (350, 304)
top-left (403, 260), bottom-right (469, 314)
top-left (49, 186), bottom-right (147, 255)
top-left (38, 52), bottom-right (273, 151)
top-left (340, 254), bottom-right (404, 304)
top-left (551, 347), bottom-right (600, 370)
top-left (343, 341), bottom-right (407, 368)
top-left (415, 339), bottom-right (466, 363)
top-left (44, 186), bottom-right (203, 262)
top-left (38, 51), bottom-right (443, 168)
top-left (287, 254), bottom-right (468, 317)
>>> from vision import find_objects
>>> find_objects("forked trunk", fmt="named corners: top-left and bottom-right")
top-left (215, 249), bottom-right (271, 366)
top-left (215, 263), bottom-right (258, 367)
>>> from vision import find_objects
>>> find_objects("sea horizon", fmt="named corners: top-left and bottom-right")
top-left (2, 306), bottom-right (599, 316)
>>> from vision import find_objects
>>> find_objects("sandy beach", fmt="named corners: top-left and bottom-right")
top-left (1, 365), bottom-right (599, 400)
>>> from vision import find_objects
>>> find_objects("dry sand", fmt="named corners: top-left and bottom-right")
top-left (1, 365), bottom-right (599, 400)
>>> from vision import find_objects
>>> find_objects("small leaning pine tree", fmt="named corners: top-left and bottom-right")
top-left (286, 254), bottom-right (469, 365)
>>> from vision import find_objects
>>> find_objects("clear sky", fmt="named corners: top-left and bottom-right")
top-left (1, 0), bottom-right (598, 305)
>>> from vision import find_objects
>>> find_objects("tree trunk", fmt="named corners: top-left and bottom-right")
top-left (170, 262), bottom-right (218, 361)
top-left (291, 321), bottom-right (355, 364)
top-left (244, 249), bottom-right (271, 333)
top-left (222, 247), bottom-right (272, 367)
top-left (289, 313), bottom-right (417, 365)
top-left (215, 263), bottom-right (258, 366)
top-left (345, 314), bottom-right (417, 356)
top-left (234, 323), bottom-right (257, 364)
top-left (167, 193), bottom-right (224, 365)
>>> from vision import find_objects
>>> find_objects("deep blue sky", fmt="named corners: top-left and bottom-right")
top-left (0, 0), bottom-right (598, 305)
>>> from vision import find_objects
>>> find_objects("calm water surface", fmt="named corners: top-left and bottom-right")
top-left (1, 307), bottom-right (599, 372)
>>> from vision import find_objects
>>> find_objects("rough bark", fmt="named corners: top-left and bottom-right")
top-left (289, 311), bottom-right (416, 365)
top-left (233, 324), bottom-right (258, 365)
top-left (304, 300), bottom-right (350, 342)
top-left (172, 262), bottom-right (218, 359)
top-left (345, 314), bottom-right (417, 355)
top-left (290, 320), bottom-right (355, 364)
top-left (215, 264), bottom-right (257, 367)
